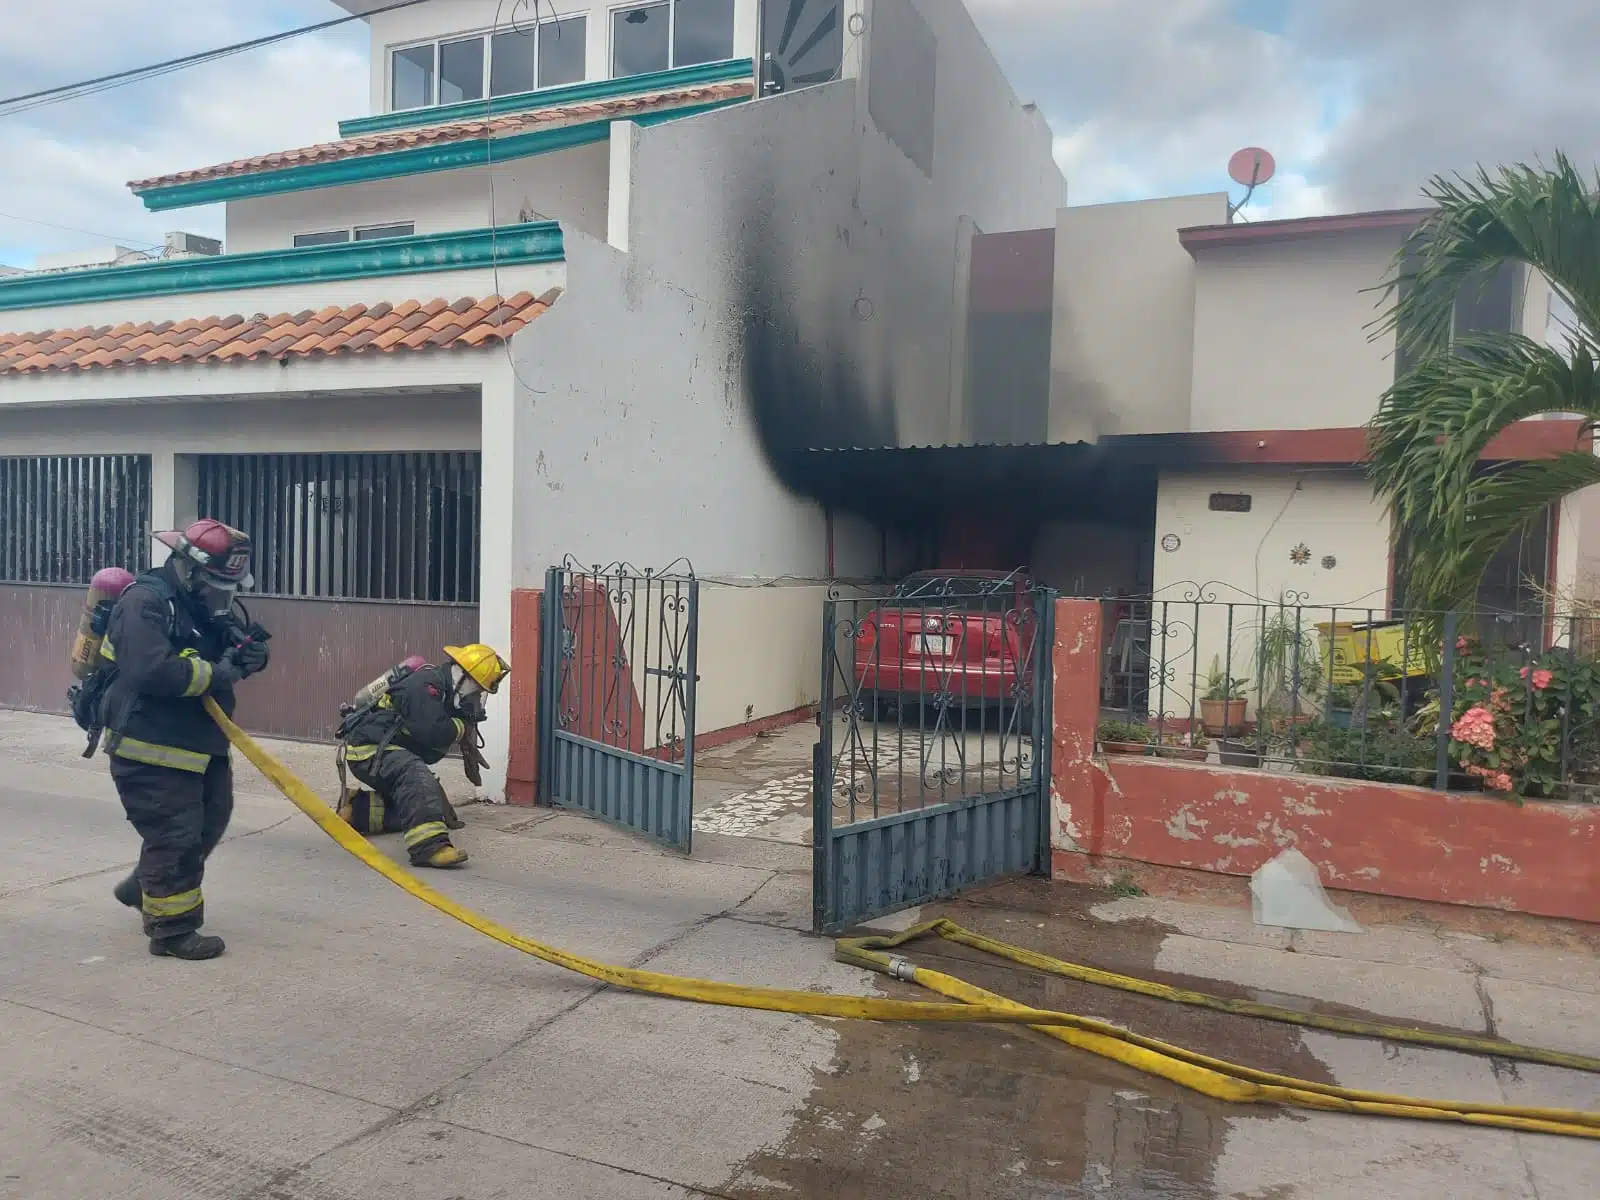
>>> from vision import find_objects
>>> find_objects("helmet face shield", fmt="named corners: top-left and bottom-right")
top-left (194, 572), bottom-right (241, 618)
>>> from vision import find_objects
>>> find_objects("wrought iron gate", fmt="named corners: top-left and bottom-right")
top-left (539, 561), bottom-right (699, 851)
top-left (813, 575), bottom-right (1053, 932)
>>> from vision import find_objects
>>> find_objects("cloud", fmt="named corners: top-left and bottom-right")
top-left (0, 1), bottom-right (365, 267)
top-left (967, 0), bottom-right (1600, 218)
top-left (1287, 0), bottom-right (1600, 209)
top-left (968, 0), bottom-right (1336, 212)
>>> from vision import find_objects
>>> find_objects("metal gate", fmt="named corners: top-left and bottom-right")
top-left (197, 451), bottom-right (481, 740)
top-left (539, 561), bottom-right (699, 851)
top-left (0, 454), bottom-right (152, 714)
top-left (813, 575), bottom-right (1053, 932)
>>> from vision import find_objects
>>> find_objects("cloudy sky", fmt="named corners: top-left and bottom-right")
top-left (1, 0), bottom-right (1595, 267)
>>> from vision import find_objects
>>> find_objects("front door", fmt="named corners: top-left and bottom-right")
top-left (759, 0), bottom-right (845, 97)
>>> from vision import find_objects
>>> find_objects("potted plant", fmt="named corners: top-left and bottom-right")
top-left (1200, 656), bottom-right (1248, 735)
top-left (1253, 602), bottom-right (1324, 718)
top-left (1158, 730), bottom-right (1207, 762)
top-left (1097, 719), bottom-right (1154, 756)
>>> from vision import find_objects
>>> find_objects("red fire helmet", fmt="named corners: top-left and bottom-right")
top-left (153, 518), bottom-right (254, 586)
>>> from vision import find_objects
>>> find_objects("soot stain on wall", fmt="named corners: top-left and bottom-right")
top-left (734, 194), bottom-right (899, 504)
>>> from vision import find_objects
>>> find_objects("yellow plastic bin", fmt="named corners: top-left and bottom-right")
top-left (1314, 620), bottom-right (1432, 685)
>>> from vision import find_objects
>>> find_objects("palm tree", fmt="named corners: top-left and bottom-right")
top-left (1367, 153), bottom-right (1600, 613)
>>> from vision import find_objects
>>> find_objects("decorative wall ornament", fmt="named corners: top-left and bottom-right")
top-left (1161, 533), bottom-right (1181, 552)
top-left (1289, 543), bottom-right (1311, 565)
top-left (1321, 555), bottom-right (1337, 570)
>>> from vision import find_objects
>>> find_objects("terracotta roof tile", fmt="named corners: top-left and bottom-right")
top-left (0, 292), bottom-right (560, 376)
top-left (128, 82), bottom-right (753, 193)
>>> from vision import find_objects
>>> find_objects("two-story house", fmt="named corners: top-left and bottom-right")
top-left (895, 194), bottom-right (1593, 713)
top-left (0, 0), bottom-right (1065, 793)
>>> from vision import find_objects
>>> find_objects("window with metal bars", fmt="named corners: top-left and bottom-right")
top-left (0, 455), bottom-right (152, 585)
top-left (196, 453), bottom-right (481, 603)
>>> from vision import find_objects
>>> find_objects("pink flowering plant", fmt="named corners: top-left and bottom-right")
top-left (1444, 636), bottom-right (1600, 797)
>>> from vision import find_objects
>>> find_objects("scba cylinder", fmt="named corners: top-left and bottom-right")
top-left (351, 654), bottom-right (426, 710)
top-left (69, 567), bottom-right (137, 680)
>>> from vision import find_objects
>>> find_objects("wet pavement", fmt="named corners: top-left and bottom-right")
top-left (724, 881), bottom-right (1316, 1199)
top-left (721, 876), bottom-right (1600, 1198)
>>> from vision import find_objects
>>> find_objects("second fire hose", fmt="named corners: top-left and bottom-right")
top-left (205, 697), bottom-right (1600, 1141)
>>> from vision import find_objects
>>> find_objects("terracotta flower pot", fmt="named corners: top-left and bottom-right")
top-left (1101, 741), bottom-right (1151, 757)
top-left (1200, 698), bottom-right (1246, 736)
top-left (1159, 745), bottom-right (1207, 763)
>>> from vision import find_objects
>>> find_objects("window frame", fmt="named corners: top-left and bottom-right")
top-left (609, 0), bottom-right (735, 79)
top-left (387, 15), bottom-right (593, 114)
top-left (292, 223), bottom-right (416, 249)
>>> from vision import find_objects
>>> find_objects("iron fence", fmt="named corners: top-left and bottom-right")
top-left (0, 455), bottom-right (151, 584)
top-left (1098, 582), bottom-right (1600, 802)
top-left (196, 452), bottom-right (481, 601)
top-left (821, 571), bottom-right (1044, 823)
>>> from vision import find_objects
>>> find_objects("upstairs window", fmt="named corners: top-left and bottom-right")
top-left (391, 44), bottom-right (435, 110)
top-left (491, 16), bottom-right (587, 95)
top-left (439, 36), bottom-right (485, 104)
top-left (612, 0), bottom-right (734, 78)
top-left (293, 223), bottom-right (414, 248)
top-left (391, 17), bottom-right (590, 113)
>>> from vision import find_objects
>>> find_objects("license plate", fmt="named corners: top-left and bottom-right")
top-left (912, 634), bottom-right (955, 655)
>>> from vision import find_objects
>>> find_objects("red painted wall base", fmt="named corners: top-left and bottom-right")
top-left (1048, 597), bottom-right (1600, 925)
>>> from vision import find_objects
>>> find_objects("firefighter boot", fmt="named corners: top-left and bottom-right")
top-left (418, 843), bottom-right (468, 869)
top-left (149, 931), bottom-right (226, 960)
top-left (113, 872), bottom-right (140, 909)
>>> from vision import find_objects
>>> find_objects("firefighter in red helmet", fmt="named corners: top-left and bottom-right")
top-left (104, 519), bottom-right (270, 961)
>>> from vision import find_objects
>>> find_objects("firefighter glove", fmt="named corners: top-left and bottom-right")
top-left (234, 638), bottom-right (270, 677)
top-left (209, 653), bottom-right (246, 691)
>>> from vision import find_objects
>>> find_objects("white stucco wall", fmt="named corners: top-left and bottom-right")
top-left (506, 231), bottom-right (832, 582)
top-left (853, 0), bottom-right (1066, 445)
top-left (1049, 194), bottom-right (1227, 442)
top-left (1148, 468), bottom-right (1391, 717)
top-left (691, 582), bottom-right (833, 733)
top-left (224, 146), bottom-right (610, 252)
top-left (1154, 469), bottom-right (1391, 610)
top-left (1189, 229), bottom-right (1404, 432)
top-left (605, 3), bottom-right (1064, 455)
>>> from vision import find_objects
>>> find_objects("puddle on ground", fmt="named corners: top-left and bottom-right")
top-left (723, 878), bottom-right (1336, 1199)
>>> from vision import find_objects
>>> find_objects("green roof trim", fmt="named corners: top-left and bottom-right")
top-left (0, 221), bottom-right (564, 314)
top-left (338, 57), bottom-right (754, 138)
top-left (134, 97), bottom-right (747, 212)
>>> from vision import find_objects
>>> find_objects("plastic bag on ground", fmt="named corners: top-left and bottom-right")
top-left (1250, 848), bottom-right (1363, 933)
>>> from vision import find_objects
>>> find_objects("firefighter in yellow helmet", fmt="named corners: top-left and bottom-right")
top-left (334, 644), bottom-right (509, 868)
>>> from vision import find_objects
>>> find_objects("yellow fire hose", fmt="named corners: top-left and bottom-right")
top-left (206, 699), bottom-right (1600, 1140)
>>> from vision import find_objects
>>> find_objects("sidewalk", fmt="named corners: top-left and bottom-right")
top-left (1, 708), bottom-right (1596, 1198)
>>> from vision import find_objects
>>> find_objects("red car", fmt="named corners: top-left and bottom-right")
top-left (851, 569), bottom-right (1038, 716)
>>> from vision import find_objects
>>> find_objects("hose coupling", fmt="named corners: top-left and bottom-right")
top-left (886, 955), bottom-right (917, 981)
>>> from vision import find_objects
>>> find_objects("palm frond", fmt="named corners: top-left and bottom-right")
top-left (1399, 451), bottom-right (1600, 611)
top-left (1374, 152), bottom-right (1600, 361)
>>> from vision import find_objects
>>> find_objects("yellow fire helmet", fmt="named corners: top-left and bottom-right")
top-left (444, 643), bottom-right (511, 693)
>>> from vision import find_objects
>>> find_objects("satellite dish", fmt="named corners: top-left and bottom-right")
top-left (1228, 147), bottom-right (1276, 188)
top-left (1226, 147), bottom-right (1276, 219)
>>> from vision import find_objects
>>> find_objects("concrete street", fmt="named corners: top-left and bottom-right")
top-left (3, 707), bottom-right (1598, 1198)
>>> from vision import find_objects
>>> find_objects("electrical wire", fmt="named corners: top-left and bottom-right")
top-left (0, 210), bottom-right (161, 250)
top-left (0, 0), bottom-right (436, 118)
top-left (485, 0), bottom-right (560, 396)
